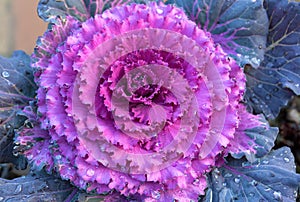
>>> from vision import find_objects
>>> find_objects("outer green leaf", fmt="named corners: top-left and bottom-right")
top-left (37, 0), bottom-right (144, 22)
top-left (0, 51), bottom-right (36, 110)
top-left (201, 147), bottom-right (300, 202)
top-left (0, 51), bottom-right (36, 169)
top-left (245, 115), bottom-right (278, 158)
top-left (74, 192), bottom-right (130, 202)
top-left (164, 0), bottom-right (269, 67)
top-left (244, 0), bottom-right (300, 119)
top-left (0, 170), bottom-right (76, 201)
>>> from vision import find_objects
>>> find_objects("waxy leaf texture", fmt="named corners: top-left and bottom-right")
top-left (0, 170), bottom-right (75, 201)
top-left (0, 51), bottom-right (36, 170)
top-left (244, 0), bottom-right (300, 119)
top-left (164, 0), bottom-right (269, 68)
top-left (38, 0), bottom-right (142, 22)
top-left (201, 147), bottom-right (300, 202)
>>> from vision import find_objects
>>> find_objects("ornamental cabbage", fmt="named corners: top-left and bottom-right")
top-left (18, 2), bottom-right (266, 201)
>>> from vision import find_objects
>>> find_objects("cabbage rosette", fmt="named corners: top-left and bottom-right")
top-left (18, 3), bottom-right (262, 201)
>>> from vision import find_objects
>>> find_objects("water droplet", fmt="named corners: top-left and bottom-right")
top-left (100, 146), bottom-right (105, 152)
top-left (175, 14), bottom-right (182, 19)
top-left (251, 180), bottom-right (258, 186)
top-left (265, 187), bottom-right (271, 192)
top-left (2, 71), bottom-right (9, 78)
top-left (0, 197), bottom-right (4, 201)
top-left (101, 161), bottom-right (108, 167)
top-left (249, 192), bottom-right (255, 197)
top-left (13, 150), bottom-right (19, 157)
top-left (63, 83), bottom-right (70, 89)
top-left (14, 185), bottom-right (22, 194)
top-left (156, 8), bottom-right (163, 14)
top-left (55, 155), bottom-right (62, 160)
top-left (251, 96), bottom-right (260, 104)
top-left (155, 142), bottom-right (161, 147)
top-left (234, 178), bottom-right (240, 183)
top-left (266, 94), bottom-right (271, 100)
top-left (295, 84), bottom-right (299, 88)
top-left (222, 182), bottom-right (227, 187)
top-left (193, 179), bottom-right (200, 185)
top-left (87, 168), bottom-right (95, 177)
top-left (151, 190), bottom-right (161, 199)
top-left (214, 168), bottom-right (220, 175)
top-left (257, 84), bottom-right (263, 88)
top-left (251, 58), bottom-right (261, 67)
top-left (242, 162), bottom-right (251, 167)
top-left (283, 157), bottom-right (290, 163)
top-left (273, 191), bottom-right (282, 200)
top-left (258, 44), bottom-right (263, 49)
top-left (224, 173), bottom-right (233, 178)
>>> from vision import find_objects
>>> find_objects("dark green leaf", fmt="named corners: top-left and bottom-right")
top-left (231, 114), bottom-right (278, 160)
top-left (0, 51), bottom-right (36, 170)
top-left (245, 115), bottom-right (278, 158)
top-left (37, 0), bottom-right (143, 22)
top-left (164, 0), bottom-right (269, 67)
top-left (201, 147), bottom-right (300, 202)
top-left (244, 0), bottom-right (300, 119)
top-left (0, 170), bottom-right (76, 201)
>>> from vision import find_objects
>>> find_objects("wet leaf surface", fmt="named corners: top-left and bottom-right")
top-left (164, 0), bottom-right (269, 67)
top-left (0, 170), bottom-right (76, 201)
top-left (201, 147), bottom-right (300, 202)
top-left (244, 0), bottom-right (300, 119)
top-left (0, 51), bottom-right (36, 174)
top-left (37, 0), bottom-right (149, 22)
